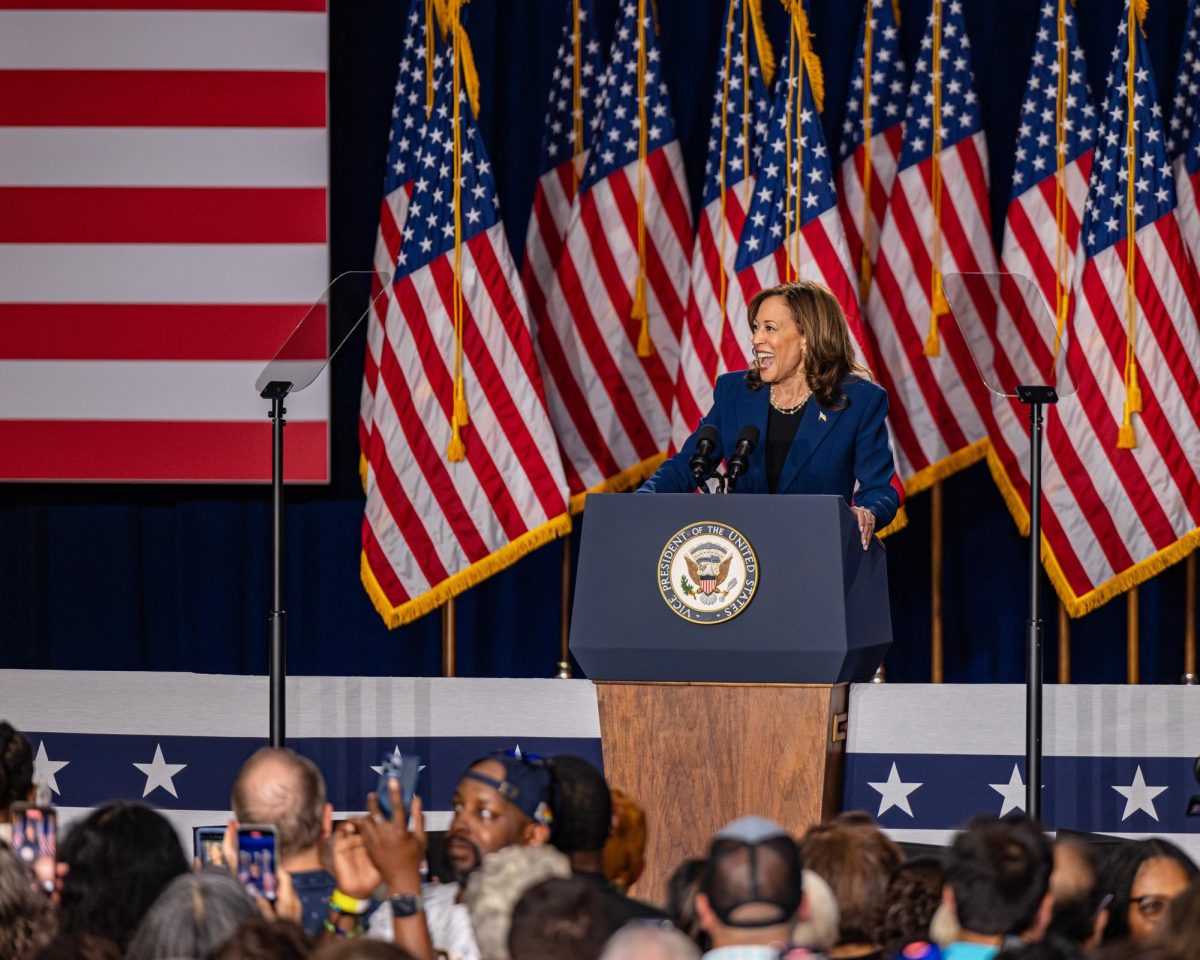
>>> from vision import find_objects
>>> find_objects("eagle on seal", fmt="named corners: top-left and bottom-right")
top-left (685, 553), bottom-right (732, 596)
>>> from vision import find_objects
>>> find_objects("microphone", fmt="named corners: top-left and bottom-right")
top-left (688, 424), bottom-right (720, 491)
top-left (723, 425), bottom-right (759, 491)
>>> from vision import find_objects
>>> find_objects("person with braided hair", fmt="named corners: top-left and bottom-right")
top-left (0, 721), bottom-right (35, 848)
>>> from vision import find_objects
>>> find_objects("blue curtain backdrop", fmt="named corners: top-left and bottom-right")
top-left (1, 0), bottom-right (1192, 683)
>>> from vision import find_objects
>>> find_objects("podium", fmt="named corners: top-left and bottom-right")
top-left (569, 493), bottom-right (892, 901)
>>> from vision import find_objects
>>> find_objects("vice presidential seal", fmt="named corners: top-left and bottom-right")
top-left (658, 522), bottom-right (758, 623)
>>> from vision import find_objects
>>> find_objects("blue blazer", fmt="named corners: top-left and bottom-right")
top-left (638, 372), bottom-right (900, 528)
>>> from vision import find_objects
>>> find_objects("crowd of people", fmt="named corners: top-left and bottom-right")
top-left (1, 719), bottom-right (1198, 960)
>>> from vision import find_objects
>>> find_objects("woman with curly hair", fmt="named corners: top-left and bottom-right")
top-left (639, 282), bottom-right (899, 549)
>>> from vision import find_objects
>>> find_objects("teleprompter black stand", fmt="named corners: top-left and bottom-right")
top-left (255, 271), bottom-right (390, 746)
top-left (1016, 382), bottom-right (1057, 821)
top-left (944, 272), bottom-right (1077, 822)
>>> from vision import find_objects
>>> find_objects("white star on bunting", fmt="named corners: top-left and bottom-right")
top-left (371, 746), bottom-right (404, 776)
top-left (33, 741), bottom-right (69, 796)
top-left (868, 762), bottom-right (922, 817)
top-left (988, 764), bottom-right (1026, 817)
top-left (1112, 765), bottom-right (1167, 822)
top-left (133, 743), bottom-right (187, 799)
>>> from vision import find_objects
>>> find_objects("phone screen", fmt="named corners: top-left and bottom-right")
top-left (236, 826), bottom-right (277, 902)
top-left (11, 804), bottom-right (56, 892)
top-left (193, 826), bottom-right (227, 869)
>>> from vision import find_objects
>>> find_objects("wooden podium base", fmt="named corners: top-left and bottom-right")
top-left (595, 681), bottom-right (848, 904)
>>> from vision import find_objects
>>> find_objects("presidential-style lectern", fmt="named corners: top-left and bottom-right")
top-left (570, 493), bottom-right (892, 902)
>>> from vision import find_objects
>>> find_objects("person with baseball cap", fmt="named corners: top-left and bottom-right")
top-left (355, 747), bottom-right (555, 959)
top-left (694, 816), bottom-right (811, 959)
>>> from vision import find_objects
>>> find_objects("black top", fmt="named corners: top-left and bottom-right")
top-left (766, 400), bottom-right (806, 492)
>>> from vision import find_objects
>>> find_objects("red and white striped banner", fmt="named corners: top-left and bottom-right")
top-left (0, 2), bottom-right (329, 482)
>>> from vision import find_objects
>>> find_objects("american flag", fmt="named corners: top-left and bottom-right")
top-left (360, 41), bottom-right (571, 628)
top-left (986, 2), bottom-right (1095, 551)
top-left (836, 0), bottom-right (908, 306)
top-left (733, 47), bottom-right (867, 364)
top-left (359, 0), bottom-right (441, 479)
top-left (668, 0), bottom-right (773, 449)
top-left (523, 0), bottom-right (606, 497)
top-left (1043, 3), bottom-right (1200, 613)
top-left (0, 2), bottom-right (329, 483)
top-left (537, 0), bottom-right (693, 506)
top-left (1169, 0), bottom-right (1200, 267)
top-left (864, 0), bottom-right (999, 493)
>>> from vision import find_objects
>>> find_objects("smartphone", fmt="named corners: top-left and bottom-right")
top-left (236, 824), bottom-right (277, 902)
top-left (193, 825), bottom-right (227, 869)
top-left (376, 751), bottom-right (421, 820)
top-left (10, 803), bottom-right (56, 893)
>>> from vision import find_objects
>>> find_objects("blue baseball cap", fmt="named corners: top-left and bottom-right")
top-left (461, 747), bottom-right (554, 826)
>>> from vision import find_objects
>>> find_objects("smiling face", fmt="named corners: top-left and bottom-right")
top-left (750, 295), bottom-right (807, 389)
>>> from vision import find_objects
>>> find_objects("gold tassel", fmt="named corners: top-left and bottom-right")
top-left (859, 252), bottom-right (872, 304)
top-left (1127, 368), bottom-right (1143, 413)
top-left (454, 377), bottom-right (469, 426)
top-left (1117, 408), bottom-right (1137, 449)
top-left (925, 271), bottom-right (948, 356)
top-left (447, 420), bottom-right (466, 461)
top-left (632, 275), bottom-right (652, 356)
top-left (924, 315), bottom-right (941, 357)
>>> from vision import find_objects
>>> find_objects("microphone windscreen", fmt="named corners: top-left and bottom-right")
top-left (696, 424), bottom-right (719, 446)
top-left (736, 424), bottom-right (760, 449)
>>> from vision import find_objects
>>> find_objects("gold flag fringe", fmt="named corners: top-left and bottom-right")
top-left (984, 441), bottom-right (1199, 618)
top-left (362, 513), bottom-right (573, 628)
top-left (567, 452), bottom-right (667, 515)
top-left (747, 0), bottom-right (775, 88)
top-left (900, 438), bottom-right (989, 498)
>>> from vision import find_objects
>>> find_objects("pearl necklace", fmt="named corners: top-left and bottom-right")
top-left (769, 386), bottom-right (810, 415)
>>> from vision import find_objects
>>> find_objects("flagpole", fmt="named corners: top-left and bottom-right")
top-left (556, 537), bottom-right (574, 678)
top-left (442, 598), bottom-right (457, 677)
top-left (1057, 600), bottom-right (1070, 683)
top-left (1185, 554), bottom-right (1197, 684)
top-left (931, 480), bottom-right (944, 683)
top-left (1126, 587), bottom-right (1139, 684)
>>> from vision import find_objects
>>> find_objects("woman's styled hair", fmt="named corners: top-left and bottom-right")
top-left (1100, 838), bottom-right (1199, 944)
top-left (124, 871), bottom-right (257, 960)
top-left (745, 281), bottom-right (869, 409)
top-left (56, 802), bottom-right (189, 952)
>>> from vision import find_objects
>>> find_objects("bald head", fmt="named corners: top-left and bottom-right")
top-left (231, 748), bottom-right (327, 861)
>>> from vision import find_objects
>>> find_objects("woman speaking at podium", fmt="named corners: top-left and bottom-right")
top-left (638, 281), bottom-right (898, 550)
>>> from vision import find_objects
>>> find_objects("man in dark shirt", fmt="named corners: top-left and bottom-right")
top-left (548, 754), bottom-right (668, 927)
top-left (230, 747), bottom-right (336, 936)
